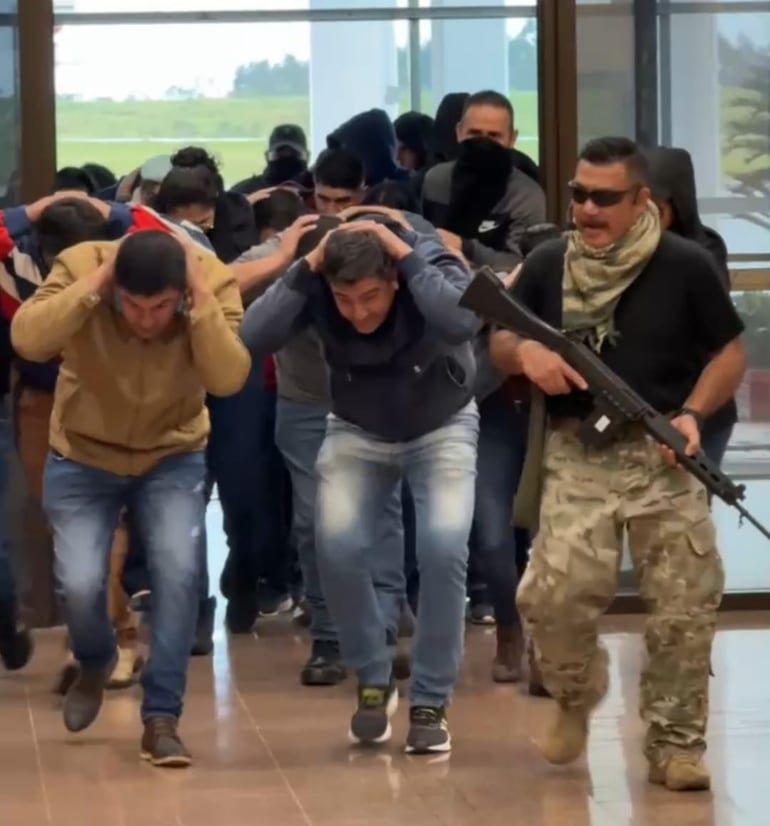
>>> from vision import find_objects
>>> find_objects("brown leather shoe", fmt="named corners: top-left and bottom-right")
top-left (140, 717), bottom-right (192, 768)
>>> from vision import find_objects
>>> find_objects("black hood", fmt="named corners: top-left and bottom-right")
top-left (646, 146), bottom-right (704, 240)
top-left (209, 191), bottom-right (259, 264)
top-left (433, 93), bottom-right (469, 163)
top-left (647, 146), bottom-right (729, 287)
top-left (327, 109), bottom-right (410, 186)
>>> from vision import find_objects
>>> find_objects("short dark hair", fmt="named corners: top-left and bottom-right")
top-left (171, 146), bottom-right (224, 192)
top-left (578, 137), bottom-right (650, 185)
top-left (253, 188), bottom-right (306, 235)
top-left (323, 230), bottom-right (391, 285)
top-left (114, 230), bottom-right (187, 296)
top-left (153, 166), bottom-right (218, 214)
top-left (36, 199), bottom-right (110, 261)
top-left (52, 167), bottom-right (97, 195)
top-left (462, 90), bottom-right (515, 129)
top-left (296, 215), bottom-right (342, 259)
top-left (314, 149), bottom-right (365, 191)
top-left (361, 181), bottom-right (420, 213)
top-left (81, 163), bottom-right (117, 191)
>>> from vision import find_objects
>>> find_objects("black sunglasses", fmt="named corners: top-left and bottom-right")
top-left (568, 181), bottom-right (638, 208)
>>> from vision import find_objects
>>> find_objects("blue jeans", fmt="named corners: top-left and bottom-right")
top-left (0, 401), bottom-right (18, 615)
top-left (275, 398), bottom-right (407, 642)
top-left (471, 391), bottom-right (530, 627)
top-left (43, 450), bottom-right (206, 720)
top-left (315, 401), bottom-right (479, 707)
top-left (208, 365), bottom-right (292, 599)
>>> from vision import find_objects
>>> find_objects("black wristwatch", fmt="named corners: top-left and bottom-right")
top-left (677, 406), bottom-right (705, 431)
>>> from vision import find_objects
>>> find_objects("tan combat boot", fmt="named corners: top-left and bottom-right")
top-left (648, 751), bottom-right (711, 791)
top-left (527, 639), bottom-right (550, 698)
top-left (492, 625), bottom-right (524, 683)
top-left (539, 645), bottom-right (609, 765)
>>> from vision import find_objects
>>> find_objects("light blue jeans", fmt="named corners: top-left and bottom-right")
top-left (315, 401), bottom-right (479, 707)
top-left (275, 398), bottom-right (407, 642)
top-left (42, 450), bottom-right (206, 721)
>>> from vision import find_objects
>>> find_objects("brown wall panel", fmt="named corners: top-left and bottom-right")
top-left (18, 0), bottom-right (55, 202)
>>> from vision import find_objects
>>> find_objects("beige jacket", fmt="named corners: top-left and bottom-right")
top-left (11, 240), bottom-right (251, 476)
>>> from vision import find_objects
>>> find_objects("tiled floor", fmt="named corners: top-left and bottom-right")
top-left (1, 611), bottom-right (770, 826)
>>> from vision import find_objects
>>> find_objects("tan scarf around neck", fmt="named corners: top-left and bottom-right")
top-left (562, 201), bottom-right (661, 351)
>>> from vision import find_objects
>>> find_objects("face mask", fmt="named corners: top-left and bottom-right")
top-left (455, 137), bottom-right (514, 178)
top-left (267, 156), bottom-right (307, 184)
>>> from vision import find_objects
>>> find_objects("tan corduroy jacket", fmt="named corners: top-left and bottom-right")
top-left (10, 240), bottom-right (252, 476)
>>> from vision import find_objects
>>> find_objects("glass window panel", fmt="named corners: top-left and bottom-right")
top-left (417, 11), bottom-right (539, 161)
top-left (577, 1), bottom-right (770, 593)
top-left (576, 2), bottom-right (770, 260)
top-left (54, 19), bottom-right (412, 186)
top-left (53, 0), bottom-right (536, 13)
top-left (54, 1), bottom-right (403, 13)
top-left (664, 9), bottom-right (770, 261)
top-left (0, 0), bottom-right (19, 206)
top-left (575, 0), bottom-right (635, 147)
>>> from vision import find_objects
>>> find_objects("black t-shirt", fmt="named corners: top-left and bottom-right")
top-left (510, 232), bottom-right (745, 420)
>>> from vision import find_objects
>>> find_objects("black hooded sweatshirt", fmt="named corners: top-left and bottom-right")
top-left (327, 109), bottom-right (412, 187)
top-left (647, 146), bottom-right (737, 436)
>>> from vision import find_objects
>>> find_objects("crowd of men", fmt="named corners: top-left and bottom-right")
top-left (0, 89), bottom-right (745, 791)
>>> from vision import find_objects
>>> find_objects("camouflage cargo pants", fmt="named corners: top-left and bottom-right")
top-left (517, 424), bottom-right (724, 761)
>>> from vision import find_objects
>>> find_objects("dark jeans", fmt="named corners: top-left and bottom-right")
top-left (43, 450), bottom-right (206, 720)
top-left (470, 390), bottom-right (530, 628)
top-left (402, 481), bottom-right (419, 614)
top-left (0, 401), bottom-right (18, 619)
top-left (701, 418), bottom-right (734, 468)
top-left (207, 364), bottom-right (292, 600)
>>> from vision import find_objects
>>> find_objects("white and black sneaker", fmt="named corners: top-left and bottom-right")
top-left (405, 705), bottom-right (451, 754)
top-left (349, 679), bottom-right (398, 745)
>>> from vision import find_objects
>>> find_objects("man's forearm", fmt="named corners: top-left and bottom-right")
top-left (685, 337), bottom-right (746, 417)
top-left (231, 251), bottom-right (288, 293)
top-left (489, 329), bottom-right (526, 376)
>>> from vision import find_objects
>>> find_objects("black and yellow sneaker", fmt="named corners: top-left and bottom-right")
top-left (349, 679), bottom-right (398, 745)
top-left (405, 705), bottom-right (451, 754)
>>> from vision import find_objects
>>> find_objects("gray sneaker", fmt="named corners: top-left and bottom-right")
top-left (63, 651), bottom-right (117, 733)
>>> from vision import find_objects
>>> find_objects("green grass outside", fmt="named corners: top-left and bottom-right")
top-left (54, 88), bottom-right (765, 189)
top-left (55, 92), bottom-right (540, 186)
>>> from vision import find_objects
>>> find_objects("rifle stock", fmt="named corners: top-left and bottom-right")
top-left (460, 267), bottom-right (770, 541)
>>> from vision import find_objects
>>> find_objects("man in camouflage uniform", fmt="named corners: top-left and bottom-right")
top-left (489, 137), bottom-right (745, 791)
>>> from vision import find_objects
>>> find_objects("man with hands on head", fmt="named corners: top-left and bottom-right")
top-left (11, 229), bottom-right (250, 769)
top-left (489, 137), bottom-right (745, 791)
top-left (241, 214), bottom-right (481, 755)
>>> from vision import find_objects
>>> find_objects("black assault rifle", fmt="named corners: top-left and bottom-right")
top-left (459, 266), bottom-right (770, 542)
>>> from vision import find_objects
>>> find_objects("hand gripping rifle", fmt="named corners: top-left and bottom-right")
top-left (459, 266), bottom-right (770, 542)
